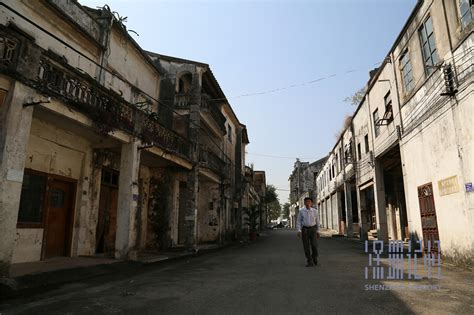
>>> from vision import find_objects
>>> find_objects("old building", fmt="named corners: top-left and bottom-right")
top-left (0, 0), bottom-right (254, 277)
top-left (145, 52), bottom-right (253, 245)
top-left (313, 0), bottom-right (474, 266)
top-left (288, 157), bottom-right (327, 228)
top-left (316, 126), bottom-right (359, 237)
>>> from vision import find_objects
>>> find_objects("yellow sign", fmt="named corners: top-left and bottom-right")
top-left (438, 176), bottom-right (459, 196)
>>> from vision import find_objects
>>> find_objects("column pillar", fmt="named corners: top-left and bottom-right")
top-left (356, 186), bottom-right (369, 241)
top-left (336, 191), bottom-right (343, 235)
top-left (0, 82), bottom-right (34, 277)
top-left (374, 160), bottom-right (389, 242)
top-left (115, 140), bottom-right (140, 259)
top-left (344, 182), bottom-right (354, 238)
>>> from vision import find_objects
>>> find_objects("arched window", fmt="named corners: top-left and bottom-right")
top-left (177, 73), bottom-right (192, 94)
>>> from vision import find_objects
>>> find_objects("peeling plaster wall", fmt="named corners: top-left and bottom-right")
top-left (11, 116), bottom-right (93, 263)
top-left (106, 28), bottom-right (161, 105)
top-left (1, 0), bottom-right (101, 78)
top-left (11, 229), bottom-right (43, 263)
top-left (138, 165), bottom-right (151, 250)
top-left (197, 181), bottom-right (220, 243)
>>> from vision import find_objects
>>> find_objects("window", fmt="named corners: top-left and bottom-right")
top-left (373, 109), bottom-right (380, 137)
top-left (364, 134), bottom-right (369, 153)
top-left (227, 124), bottom-right (232, 143)
top-left (459, 0), bottom-right (473, 28)
top-left (339, 148), bottom-right (344, 169)
top-left (102, 168), bottom-right (119, 187)
top-left (18, 172), bottom-right (47, 225)
top-left (384, 91), bottom-right (393, 124)
top-left (357, 143), bottom-right (362, 160)
top-left (400, 50), bottom-right (414, 92)
top-left (0, 89), bottom-right (7, 108)
top-left (418, 16), bottom-right (439, 75)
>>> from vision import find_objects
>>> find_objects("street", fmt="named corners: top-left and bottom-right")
top-left (1, 230), bottom-right (473, 314)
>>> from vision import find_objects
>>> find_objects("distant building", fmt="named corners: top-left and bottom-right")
top-left (288, 157), bottom-right (327, 228)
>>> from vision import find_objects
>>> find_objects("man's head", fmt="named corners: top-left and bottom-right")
top-left (304, 197), bottom-right (313, 208)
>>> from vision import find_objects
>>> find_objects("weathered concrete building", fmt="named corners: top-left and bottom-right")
top-left (288, 157), bottom-right (326, 228)
top-left (316, 126), bottom-right (359, 237)
top-left (145, 52), bottom-right (252, 245)
top-left (314, 0), bottom-right (474, 266)
top-left (0, 0), bottom-right (255, 277)
top-left (391, 0), bottom-right (473, 266)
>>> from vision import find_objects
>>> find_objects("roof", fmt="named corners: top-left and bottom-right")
top-left (310, 156), bottom-right (328, 168)
top-left (147, 50), bottom-right (244, 127)
top-left (241, 124), bottom-right (250, 144)
top-left (145, 51), bottom-right (209, 68)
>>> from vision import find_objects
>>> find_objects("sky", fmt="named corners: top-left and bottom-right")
top-left (80, 0), bottom-right (417, 203)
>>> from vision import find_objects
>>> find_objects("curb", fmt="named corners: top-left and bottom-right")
top-left (0, 242), bottom-right (240, 301)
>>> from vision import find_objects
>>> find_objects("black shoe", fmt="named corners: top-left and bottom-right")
top-left (313, 259), bottom-right (318, 266)
top-left (306, 261), bottom-right (314, 267)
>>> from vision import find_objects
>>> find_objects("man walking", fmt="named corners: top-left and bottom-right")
top-left (296, 197), bottom-right (320, 267)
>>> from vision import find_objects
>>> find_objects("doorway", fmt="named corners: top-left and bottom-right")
top-left (178, 181), bottom-right (187, 244)
top-left (417, 183), bottom-right (440, 252)
top-left (43, 178), bottom-right (75, 259)
top-left (96, 168), bottom-right (119, 254)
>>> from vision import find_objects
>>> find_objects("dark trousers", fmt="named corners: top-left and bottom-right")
top-left (302, 226), bottom-right (318, 263)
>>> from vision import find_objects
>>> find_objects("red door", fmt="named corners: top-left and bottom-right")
top-left (417, 183), bottom-right (440, 252)
top-left (43, 179), bottom-right (75, 258)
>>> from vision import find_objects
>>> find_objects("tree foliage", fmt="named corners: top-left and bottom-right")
top-left (282, 202), bottom-right (290, 219)
top-left (265, 184), bottom-right (279, 204)
top-left (343, 87), bottom-right (365, 106)
top-left (267, 201), bottom-right (281, 221)
top-left (265, 185), bottom-right (281, 221)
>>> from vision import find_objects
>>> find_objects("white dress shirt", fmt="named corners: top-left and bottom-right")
top-left (296, 207), bottom-right (320, 232)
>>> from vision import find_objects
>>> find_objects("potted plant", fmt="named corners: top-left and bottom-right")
top-left (244, 205), bottom-right (260, 241)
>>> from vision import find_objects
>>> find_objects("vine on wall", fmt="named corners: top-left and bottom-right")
top-left (148, 171), bottom-right (172, 250)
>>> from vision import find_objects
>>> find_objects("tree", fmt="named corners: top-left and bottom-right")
top-left (282, 202), bottom-right (290, 219)
top-left (264, 185), bottom-right (279, 204)
top-left (265, 185), bottom-right (280, 222)
top-left (267, 201), bottom-right (281, 221)
top-left (344, 87), bottom-right (365, 106)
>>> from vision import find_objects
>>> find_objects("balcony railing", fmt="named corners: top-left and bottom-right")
top-left (174, 93), bottom-right (191, 109)
top-left (201, 93), bottom-right (227, 132)
top-left (175, 92), bottom-right (227, 132)
top-left (36, 55), bottom-right (191, 159)
top-left (0, 29), bottom-right (20, 71)
top-left (199, 148), bottom-right (229, 177)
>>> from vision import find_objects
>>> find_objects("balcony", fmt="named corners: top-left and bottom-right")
top-left (174, 92), bottom-right (226, 133)
top-left (201, 93), bottom-right (227, 132)
top-left (0, 27), bottom-right (23, 76)
top-left (174, 93), bottom-right (191, 109)
top-left (35, 54), bottom-right (191, 160)
top-left (199, 148), bottom-right (229, 177)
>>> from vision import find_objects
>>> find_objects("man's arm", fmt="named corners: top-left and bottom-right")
top-left (296, 210), bottom-right (302, 232)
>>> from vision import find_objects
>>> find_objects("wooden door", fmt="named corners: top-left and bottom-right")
top-left (417, 183), bottom-right (440, 252)
top-left (96, 185), bottom-right (118, 253)
top-left (178, 181), bottom-right (187, 244)
top-left (43, 179), bottom-right (75, 258)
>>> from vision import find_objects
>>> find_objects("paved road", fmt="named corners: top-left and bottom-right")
top-left (1, 230), bottom-right (473, 314)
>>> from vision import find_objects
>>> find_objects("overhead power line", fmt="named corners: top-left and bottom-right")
top-left (246, 152), bottom-right (320, 160)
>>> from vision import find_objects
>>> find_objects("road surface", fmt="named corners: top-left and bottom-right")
top-left (1, 229), bottom-right (473, 314)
